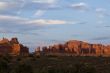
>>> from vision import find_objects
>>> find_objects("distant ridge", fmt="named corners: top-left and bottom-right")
top-left (35, 40), bottom-right (110, 57)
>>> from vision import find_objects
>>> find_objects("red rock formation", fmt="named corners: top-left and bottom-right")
top-left (91, 44), bottom-right (103, 56)
top-left (35, 46), bottom-right (40, 52)
top-left (10, 37), bottom-right (19, 44)
top-left (65, 40), bottom-right (81, 54)
top-left (0, 37), bottom-right (29, 56)
top-left (11, 44), bottom-right (20, 55)
top-left (35, 46), bottom-right (41, 56)
top-left (0, 45), bottom-right (12, 55)
top-left (41, 40), bottom-right (110, 57)
top-left (80, 42), bottom-right (91, 56)
top-left (20, 44), bottom-right (29, 56)
top-left (0, 38), bottom-right (9, 44)
top-left (42, 46), bottom-right (48, 53)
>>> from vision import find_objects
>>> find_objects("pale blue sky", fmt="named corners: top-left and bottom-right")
top-left (0, 0), bottom-right (110, 52)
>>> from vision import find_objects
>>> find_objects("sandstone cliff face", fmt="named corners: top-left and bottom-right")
top-left (65, 40), bottom-right (81, 54)
top-left (35, 47), bottom-right (41, 56)
top-left (0, 38), bottom-right (9, 44)
top-left (40, 40), bottom-right (110, 57)
top-left (103, 45), bottom-right (110, 56)
top-left (0, 45), bottom-right (12, 55)
top-left (11, 44), bottom-right (20, 55)
top-left (10, 37), bottom-right (19, 44)
top-left (20, 44), bottom-right (29, 56)
top-left (0, 37), bottom-right (29, 56)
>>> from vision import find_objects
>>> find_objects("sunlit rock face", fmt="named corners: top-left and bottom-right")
top-left (65, 40), bottom-right (81, 54)
top-left (0, 38), bottom-right (9, 44)
top-left (0, 37), bottom-right (29, 56)
top-left (11, 44), bottom-right (20, 55)
top-left (40, 40), bottom-right (110, 57)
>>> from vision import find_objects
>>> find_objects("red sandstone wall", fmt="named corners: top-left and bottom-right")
top-left (41, 40), bottom-right (110, 57)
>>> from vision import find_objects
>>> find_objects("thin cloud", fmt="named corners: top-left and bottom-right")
top-left (96, 8), bottom-right (110, 18)
top-left (95, 8), bottom-right (110, 25)
top-left (27, 19), bottom-right (71, 25)
top-left (0, 1), bottom-right (19, 10)
top-left (104, 25), bottom-right (110, 28)
top-left (0, 30), bottom-right (39, 35)
top-left (34, 10), bottom-right (46, 17)
top-left (0, 2), bottom-right (7, 10)
top-left (0, 15), bottom-right (75, 25)
top-left (0, 0), bottom-right (60, 16)
top-left (70, 2), bottom-right (89, 11)
top-left (0, 15), bottom-right (77, 35)
top-left (17, 0), bottom-right (26, 15)
top-left (32, 0), bottom-right (56, 4)
top-left (92, 36), bottom-right (110, 40)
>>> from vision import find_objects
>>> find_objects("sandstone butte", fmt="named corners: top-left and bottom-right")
top-left (35, 40), bottom-right (110, 57)
top-left (0, 37), bottom-right (29, 56)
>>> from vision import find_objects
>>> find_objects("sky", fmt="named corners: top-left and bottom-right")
top-left (0, 0), bottom-right (110, 52)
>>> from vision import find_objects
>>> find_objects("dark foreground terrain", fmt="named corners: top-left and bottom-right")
top-left (0, 55), bottom-right (110, 73)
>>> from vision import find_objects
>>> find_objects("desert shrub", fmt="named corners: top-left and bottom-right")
top-left (0, 59), bottom-right (9, 73)
top-left (13, 63), bottom-right (33, 73)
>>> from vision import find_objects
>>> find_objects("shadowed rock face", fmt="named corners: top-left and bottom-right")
top-left (0, 37), bottom-right (29, 56)
top-left (39, 40), bottom-right (110, 57)
top-left (10, 37), bottom-right (19, 44)
top-left (20, 44), bottom-right (29, 56)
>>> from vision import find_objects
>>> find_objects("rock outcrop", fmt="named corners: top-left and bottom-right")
top-left (35, 46), bottom-right (41, 56)
top-left (0, 37), bottom-right (29, 56)
top-left (37, 40), bottom-right (110, 57)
